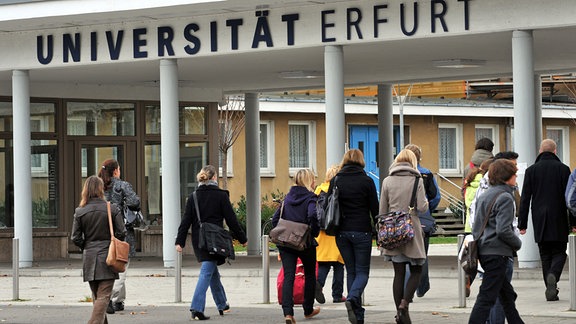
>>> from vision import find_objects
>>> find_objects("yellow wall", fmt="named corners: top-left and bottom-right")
top-left (222, 111), bottom-right (573, 209)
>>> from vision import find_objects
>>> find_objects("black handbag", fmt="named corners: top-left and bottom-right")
top-left (269, 201), bottom-right (311, 251)
top-left (321, 176), bottom-right (341, 236)
top-left (193, 192), bottom-right (235, 260)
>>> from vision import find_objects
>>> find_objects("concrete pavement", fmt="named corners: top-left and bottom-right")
top-left (0, 244), bottom-right (575, 323)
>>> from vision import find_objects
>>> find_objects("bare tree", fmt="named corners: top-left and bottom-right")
top-left (218, 96), bottom-right (246, 189)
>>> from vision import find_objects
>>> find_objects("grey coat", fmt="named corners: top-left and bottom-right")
top-left (71, 198), bottom-right (126, 282)
top-left (473, 184), bottom-right (522, 257)
top-left (379, 162), bottom-right (429, 260)
top-left (105, 177), bottom-right (140, 256)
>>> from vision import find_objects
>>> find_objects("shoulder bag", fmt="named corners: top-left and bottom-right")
top-left (460, 191), bottom-right (504, 277)
top-left (269, 201), bottom-right (311, 251)
top-left (194, 192), bottom-right (235, 260)
top-left (106, 202), bottom-right (130, 273)
top-left (376, 177), bottom-right (419, 250)
top-left (321, 176), bottom-right (341, 236)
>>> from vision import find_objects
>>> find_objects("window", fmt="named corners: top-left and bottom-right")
top-left (438, 123), bottom-right (463, 175)
top-left (260, 121), bottom-right (275, 176)
top-left (67, 102), bottom-right (135, 136)
top-left (289, 121), bottom-right (316, 173)
top-left (546, 126), bottom-right (569, 165)
top-left (475, 124), bottom-right (500, 154)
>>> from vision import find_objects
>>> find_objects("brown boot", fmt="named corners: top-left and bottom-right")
top-left (398, 299), bottom-right (411, 324)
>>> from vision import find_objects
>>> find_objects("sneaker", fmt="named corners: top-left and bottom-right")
top-left (304, 306), bottom-right (320, 319)
top-left (113, 302), bottom-right (124, 311)
top-left (314, 281), bottom-right (325, 304)
top-left (545, 273), bottom-right (559, 301)
top-left (106, 301), bottom-right (115, 314)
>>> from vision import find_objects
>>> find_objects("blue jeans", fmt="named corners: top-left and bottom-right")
top-left (190, 260), bottom-right (228, 313)
top-left (336, 231), bottom-right (372, 321)
top-left (469, 255), bottom-right (523, 324)
top-left (317, 261), bottom-right (344, 300)
top-left (487, 257), bottom-right (514, 324)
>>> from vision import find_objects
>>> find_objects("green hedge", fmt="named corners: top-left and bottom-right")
top-left (234, 189), bottom-right (285, 235)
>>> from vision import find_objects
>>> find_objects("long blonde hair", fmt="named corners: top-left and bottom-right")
top-left (294, 169), bottom-right (316, 192)
top-left (80, 176), bottom-right (105, 207)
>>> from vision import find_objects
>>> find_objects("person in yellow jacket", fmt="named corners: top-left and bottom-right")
top-left (314, 165), bottom-right (346, 304)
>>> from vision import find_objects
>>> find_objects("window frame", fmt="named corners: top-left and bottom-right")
top-left (546, 126), bottom-right (570, 165)
top-left (474, 124), bottom-right (500, 154)
top-left (260, 120), bottom-right (275, 177)
top-left (438, 123), bottom-right (463, 176)
top-left (288, 120), bottom-right (316, 175)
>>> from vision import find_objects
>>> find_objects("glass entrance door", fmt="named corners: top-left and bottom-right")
top-left (80, 144), bottom-right (124, 188)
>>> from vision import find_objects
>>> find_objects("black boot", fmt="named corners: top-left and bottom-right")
top-left (106, 301), bottom-right (115, 314)
top-left (191, 310), bottom-right (210, 320)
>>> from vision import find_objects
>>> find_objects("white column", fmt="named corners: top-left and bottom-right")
top-left (324, 45), bottom-right (346, 166)
top-left (244, 93), bottom-right (261, 255)
top-left (512, 30), bottom-right (540, 269)
top-left (377, 84), bottom-right (394, 181)
top-left (160, 59), bottom-right (180, 267)
top-left (12, 70), bottom-right (33, 268)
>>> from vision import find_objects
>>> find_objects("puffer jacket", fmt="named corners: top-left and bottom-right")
top-left (71, 198), bottom-right (126, 282)
top-left (379, 162), bottom-right (429, 259)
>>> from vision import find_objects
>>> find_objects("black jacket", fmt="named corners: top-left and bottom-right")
top-left (175, 184), bottom-right (247, 264)
top-left (325, 164), bottom-right (379, 233)
top-left (518, 151), bottom-right (571, 242)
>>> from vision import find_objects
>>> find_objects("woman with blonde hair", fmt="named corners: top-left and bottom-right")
top-left (379, 149), bottom-right (429, 324)
top-left (175, 165), bottom-right (247, 320)
top-left (323, 149), bottom-right (379, 324)
top-left (271, 168), bottom-right (321, 323)
top-left (315, 165), bottom-right (346, 304)
top-left (71, 175), bottom-right (126, 324)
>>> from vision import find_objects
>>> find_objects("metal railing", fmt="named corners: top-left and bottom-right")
top-left (436, 173), bottom-right (466, 223)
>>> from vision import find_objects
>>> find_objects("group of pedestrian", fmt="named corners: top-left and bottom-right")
top-left (462, 137), bottom-right (576, 324)
top-left (69, 136), bottom-right (576, 324)
top-left (71, 158), bottom-right (141, 324)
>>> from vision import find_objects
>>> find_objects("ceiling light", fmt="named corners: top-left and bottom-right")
top-left (433, 59), bottom-right (486, 68)
top-left (278, 71), bottom-right (324, 79)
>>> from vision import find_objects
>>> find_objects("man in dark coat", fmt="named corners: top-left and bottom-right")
top-left (518, 139), bottom-right (571, 302)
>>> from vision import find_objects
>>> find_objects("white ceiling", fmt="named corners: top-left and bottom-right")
top-left (1, 1), bottom-right (576, 94)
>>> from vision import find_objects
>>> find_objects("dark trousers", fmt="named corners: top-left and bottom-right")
top-left (317, 261), bottom-right (344, 300)
top-left (487, 256), bottom-right (514, 324)
top-left (538, 241), bottom-right (567, 284)
top-left (88, 279), bottom-right (114, 324)
top-left (278, 246), bottom-right (317, 317)
top-left (468, 255), bottom-right (524, 324)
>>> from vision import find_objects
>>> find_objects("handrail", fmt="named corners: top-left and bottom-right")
top-left (436, 173), bottom-right (462, 190)
top-left (436, 173), bottom-right (466, 224)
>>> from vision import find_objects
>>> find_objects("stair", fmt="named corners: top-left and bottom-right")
top-left (431, 210), bottom-right (465, 236)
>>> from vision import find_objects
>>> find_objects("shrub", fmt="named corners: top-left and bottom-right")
top-left (234, 189), bottom-right (285, 235)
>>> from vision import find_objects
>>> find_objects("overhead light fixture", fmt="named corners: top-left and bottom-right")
top-left (433, 59), bottom-right (486, 68)
top-left (278, 70), bottom-right (324, 79)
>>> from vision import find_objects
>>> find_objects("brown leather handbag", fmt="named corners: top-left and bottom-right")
top-left (105, 202), bottom-right (130, 273)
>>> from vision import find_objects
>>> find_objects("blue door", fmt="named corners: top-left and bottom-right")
top-left (349, 125), bottom-right (380, 193)
top-left (349, 125), bottom-right (404, 195)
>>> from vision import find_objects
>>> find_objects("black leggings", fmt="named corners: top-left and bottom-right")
top-left (392, 262), bottom-right (423, 309)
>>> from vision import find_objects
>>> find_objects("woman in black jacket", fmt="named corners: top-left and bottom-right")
top-left (175, 165), bottom-right (247, 321)
top-left (71, 175), bottom-right (126, 324)
top-left (325, 149), bottom-right (379, 324)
